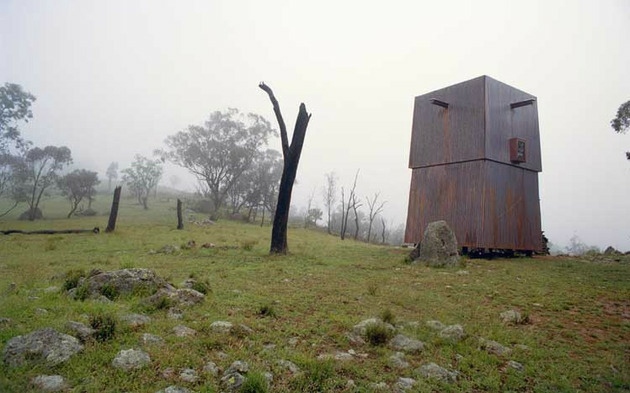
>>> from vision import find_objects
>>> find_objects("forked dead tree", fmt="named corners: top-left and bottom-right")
top-left (259, 82), bottom-right (311, 254)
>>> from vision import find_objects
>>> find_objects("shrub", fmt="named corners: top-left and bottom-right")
top-left (74, 283), bottom-right (90, 301)
top-left (100, 284), bottom-right (119, 300)
top-left (240, 372), bottom-right (269, 393)
top-left (89, 313), bottom-right (117, 342)
top-left (380, 308), bottom-right (395, 325)
top-left (191, 279), bottom-right (211, 295)
top-left (257, 304), bottom-right (277, 318)
top-left (365, 322), bottom-right (394, 346)
top-left (62, 269), bottom-right (85, 291)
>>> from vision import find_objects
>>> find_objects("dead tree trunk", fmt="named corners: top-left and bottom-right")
top-left (105, 186), bottom-right (122, 233)
top-left (176, 199), bottom-right (184, 230)
top-left (259, 82), bottom-right (311, 255)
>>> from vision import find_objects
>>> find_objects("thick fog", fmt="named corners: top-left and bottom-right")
top-left (1, 0), bottom-right (629, 250)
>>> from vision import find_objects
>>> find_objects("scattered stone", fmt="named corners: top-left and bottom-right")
top-left (220, 371), bottom-right (245, 393)
top-left (416, 362), bottom-right (458, 383)
top-left (221, 362), bottom-right (249, 393)
top-left (156, 386), bottom-right (191, 393)
top-left (508, 360), bottom-right (524, 372)
top-left (162, 367), bottom-right (177, 379)
top-left (66, 321), bottom-right (96, 342)
top-left (112, 348), bottom-right (150, 371)
top-left (141, 333), bottom-right (164, 345)
top-left (167, 308), bottom-right (184, 320)
top-left (346, 380), bottom-right (356, 389)
top-left (262, 343), bottom-right (276, 352)
top-left (479, 338), bottom-right (512, 356)
top-left (94, 295), bottom-right (113, 304)
top-left (201, 243), bottom-right (215, 248)
top-left (409, 221), bottom-right (461, 267)
top-left (31, 375), bottom-right (68, 392)
top-left (3, 328), bottom-right (83, 367)
top-left (171, 288), bottom-right (205, 307)
top-left (334, 352), bottom-right (354, 361)
top-left (426, 320), bottom-right (445, 330)
top-left (515, 344), bottom-right (530, 351)
top-left (0, 317), bottom-right (12, 326)
top-left (215, 351), bottom-right (229, 360)
top-left (4, 282), bottom-right (17, 295)
top-left (179, 368), bottom-right (199, 383)
top-left (352, 318), bottom-right (395, 337)
top-left (44, 286), bottom-right (59, 293)
top-left (456, 270), bottom-right (469, 275)
top-left (439, 324), bottom-right (466, 342)
top-left (237, 323), bottom-right (254, 335)
top-left (210, 320), bottom-right (233, 334)
top-left (277, 359), bottom-right (300, 374)
top-left (395, 377), bottom-right (416, 391)
top-left (288, 337), bottom-right (299, 346)
top-left (173, 325), bottom-right (197, 337)
top-left (203, 361), bottom-right (220, 377)
top-left (389, 334), bottom-right (424, 353)
top-left (120, 313), bottom-right (151, 328)
top-left (389, 352), bottom-right (410, 369)
top-left (263, 372), bottom-right (274, 384)
top-left (500, 310), bottom-right (523, 324)
top-left (368, 382), bottom-right (389, 391)
top-left (225, 360), bottom-right (249, 375)
top-left (35, 308), bottom-right (49, 316)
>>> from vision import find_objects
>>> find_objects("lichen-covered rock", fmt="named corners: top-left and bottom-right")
top-left (141, 333), bottom-right (164, 345)
top-left (388, 334), bottom-right (424, 353)
top-left (210, 320), bottom-right (233, 334)
top-left (3, 328), bottom-right (83, 367)
top-left (120, 313), bottom-right (151, 328)
top-left (84, 268), bottom-right (172, 298)
top-left (416, 362), bottom-right (458, 383)
top-left (500, 310), bottom-right (523, 324)
top-left (31, 375), bottom-right (68, 392)
top-left (389, 352), bottom-right (410, 369)
top-left (173, 325), bottom-right (197, 337)
top-left (112, 348), bottom-right (151, 371)
top-left (394, 377), bottom-right (416, 392)
top-left (66, 321), bottom-right (96, 342)
top-left (426, 320), bottom-right (445, 330)
top-left (410, 221), bottom-right (461, 267)
top-left (439, 324), bottom-right (466, 342)
top-left (352, 318), bottom-right (395, 337)
top-left (179, 368), bottom-right (199, 383)
top-left (479, 337), bottom-right (512, 356)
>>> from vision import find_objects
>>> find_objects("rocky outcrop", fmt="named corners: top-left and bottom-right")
top-left (3, 328), bottom-right (83, 367)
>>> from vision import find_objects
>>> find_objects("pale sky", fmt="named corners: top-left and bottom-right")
top-left (1, 0), bottom-right (629, 250)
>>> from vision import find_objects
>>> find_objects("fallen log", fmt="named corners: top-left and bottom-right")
top-left (1, 227), bottom-right (100, 235)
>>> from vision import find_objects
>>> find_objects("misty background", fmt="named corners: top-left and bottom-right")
top-left (1, 0), bottom-right (629, 250)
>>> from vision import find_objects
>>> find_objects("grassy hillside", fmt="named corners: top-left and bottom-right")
top-left (0, 199), bottom-right (628, 392)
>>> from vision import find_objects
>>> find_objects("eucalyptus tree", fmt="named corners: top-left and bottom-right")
top-left (121, 155), bottom-right (163, 209)
top-left (160, 108), bottom-right (275, 216)
top-left (13, 145), bottom-right (73, 220)
top-left (58, 169), bottom-right (100, 218)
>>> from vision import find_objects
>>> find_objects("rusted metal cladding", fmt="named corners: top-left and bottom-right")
top-left (404, 162), bottom-right (542, 251)
top-left (485, 77), bottom-right (542, 172)
top-left (409, 76), bottom-right (486, 168)
top-left (405, 75), bottom-right (542, 251)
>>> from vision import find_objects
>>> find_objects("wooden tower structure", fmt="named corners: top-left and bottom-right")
top-left (404, 76), bottom-right (542, 253)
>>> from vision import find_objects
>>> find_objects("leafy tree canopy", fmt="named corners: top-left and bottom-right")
top-left (610, 100), bottom-right (630, 160)
top-left (122, 155), bottom-right (163, 210)
top-left (159, 108), bottom-right (276, 214)
top-left (58, 169), bottom-right (100, 218)
top-left (0, 83), bottom-right (36, 152)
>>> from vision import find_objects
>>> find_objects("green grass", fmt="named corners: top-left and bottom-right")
top-left (0, 196), bottom-right (629, 392)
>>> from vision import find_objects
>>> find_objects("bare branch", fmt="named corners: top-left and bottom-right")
top-left (259, 82), bottom-right (289, 159)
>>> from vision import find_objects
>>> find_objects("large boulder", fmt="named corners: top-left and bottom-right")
top-left (3, 328), bottom-right (83, 367)
top-left (83, 268), bottom-right (173, 298)
top-left (410, 221), bottom-right (461, 267)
